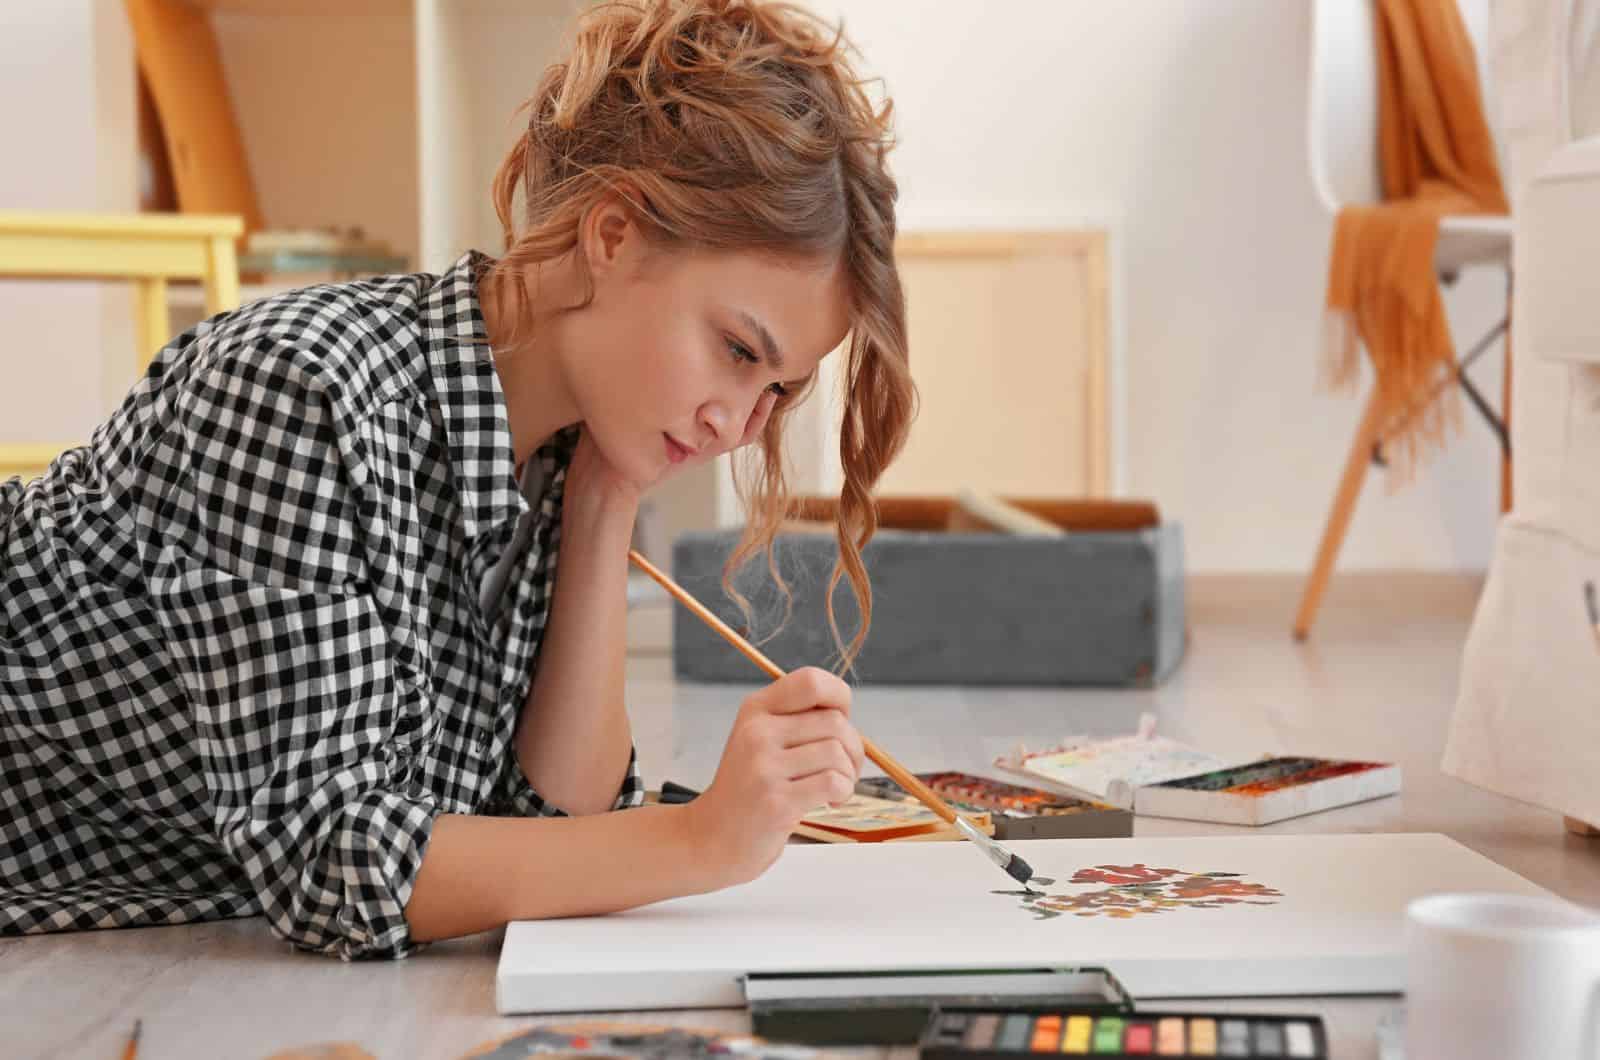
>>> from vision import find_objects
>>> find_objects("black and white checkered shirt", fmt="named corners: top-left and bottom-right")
top-left (0, 251), bottom-right (643, 959)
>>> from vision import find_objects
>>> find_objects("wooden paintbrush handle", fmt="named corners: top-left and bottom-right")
top-left (859, 737), bottom-right (956, 825)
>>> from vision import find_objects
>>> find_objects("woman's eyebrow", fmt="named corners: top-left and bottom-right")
top-left (737, 310), bottom-right (786, 374)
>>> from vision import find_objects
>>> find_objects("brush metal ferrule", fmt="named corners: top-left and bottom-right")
top-left (954, 815), bottom-right (1012, 870)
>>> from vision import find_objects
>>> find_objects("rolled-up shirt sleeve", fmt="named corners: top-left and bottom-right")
top-left (487, 743), bottom-right (646, 818)
top-left (154, 575), bottom-right (439, 959)
top-left (145, 343), bottom-right (437, 960)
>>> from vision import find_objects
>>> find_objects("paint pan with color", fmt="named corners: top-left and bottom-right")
top-left (916, 1006), bottom-right (1328, 1059)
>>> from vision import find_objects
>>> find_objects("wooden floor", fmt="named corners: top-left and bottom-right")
top-left (7, 574), bottom-right (1597, 1059)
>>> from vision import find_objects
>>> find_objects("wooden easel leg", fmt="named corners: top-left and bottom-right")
top-left (1293, 389), bottom-right (1386, 641)
top-left (1565, 816), bottom-right (1600, 838)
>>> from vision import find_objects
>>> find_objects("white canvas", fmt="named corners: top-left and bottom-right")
top-left (496, 833), bottom-right (1547, 1015)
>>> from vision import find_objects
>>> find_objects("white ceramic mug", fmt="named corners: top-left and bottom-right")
top-left (1405, 892), bottom-right (1600, 1060)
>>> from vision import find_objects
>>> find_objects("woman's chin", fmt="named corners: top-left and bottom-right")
top-left (643, 460), bottom-right (677, 490)
top-left (635, 450), bottom-right (675, 491)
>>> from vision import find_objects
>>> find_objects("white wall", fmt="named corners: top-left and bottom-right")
top-left (808, 0), bottom-right (1509, 573)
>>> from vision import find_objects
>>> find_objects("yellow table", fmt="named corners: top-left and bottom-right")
top-left (0, 209), bottom-right (243, 482)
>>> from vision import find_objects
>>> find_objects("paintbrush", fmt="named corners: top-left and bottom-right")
top-left (627, 548), bottom-right (1044, 891)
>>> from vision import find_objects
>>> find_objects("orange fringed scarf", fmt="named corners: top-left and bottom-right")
top-left (1323, 0), bottom-right (1509, 480)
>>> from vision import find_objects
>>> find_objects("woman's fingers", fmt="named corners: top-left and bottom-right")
top-left (783, 743), bottom-right (858, 810)
top-left (777, 707), bottom-right (866, 777)
top-left (775, 706), bottom-right (853, 748)
top-left (795, 768), bottom-right (856, 810)
top-left (737, 389), bottom-right (779, 449)
top-left (748, 666), bottom-right (851, 717)
top-left (783, 738), bottom-right (857, 785)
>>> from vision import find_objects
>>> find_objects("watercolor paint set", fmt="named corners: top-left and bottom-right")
top-left (854, 771), bottom-right (1133, 839)
top-left (994, 715), bottom-right (1399, 825)
top-left (1131, 756), bottom-right (1401, 826)
top-left (918, 1006), bottom-right (1328, 1059)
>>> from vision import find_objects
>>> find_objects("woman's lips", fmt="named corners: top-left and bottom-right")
top-left (665, 434), bottom-right (694, 464)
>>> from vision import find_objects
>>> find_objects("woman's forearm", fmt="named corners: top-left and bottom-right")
top-left (512, 487), bottom-right (636, 816)
top-left (404, 804), bottom-right (721, 942)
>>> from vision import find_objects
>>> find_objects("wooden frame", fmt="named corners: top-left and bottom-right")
top-left (884, 230), bottom-right (1112, 497)
top-left (0, 210), bottom-right (244, 482)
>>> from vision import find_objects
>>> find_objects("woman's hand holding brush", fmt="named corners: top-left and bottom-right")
top-left (627, 548), bottom-right (1042, 892)
top-left (684, 667), bottom-right (866, 886)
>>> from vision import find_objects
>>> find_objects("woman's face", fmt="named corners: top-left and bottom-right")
top-left (566, 203), bottom-right (852, 491)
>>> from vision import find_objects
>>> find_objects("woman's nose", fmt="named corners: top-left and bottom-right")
top-left (700, 388), bottom-right (768, 454)
top-left (698, 402), bottom-right (733, 451)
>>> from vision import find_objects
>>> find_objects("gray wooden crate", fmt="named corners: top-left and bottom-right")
top-left (670, 524), bottom-right (1186, 686)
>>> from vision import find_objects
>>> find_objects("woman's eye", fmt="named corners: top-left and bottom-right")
top-left (727, 338), bottom-right (788, 397)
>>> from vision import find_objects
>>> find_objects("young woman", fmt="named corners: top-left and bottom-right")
top-left (0, 0), bottom-right (912, 960)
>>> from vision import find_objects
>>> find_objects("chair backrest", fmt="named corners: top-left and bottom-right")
top-left (0, 210), bottom-right (242, 484)
top-left (1308, 0), bottom-right (1497, 214)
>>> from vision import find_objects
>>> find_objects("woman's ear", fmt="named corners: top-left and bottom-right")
top-left (581, 188), bottom-right (653, 285)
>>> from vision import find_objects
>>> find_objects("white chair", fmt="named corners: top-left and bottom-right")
top-left (1294, 0), bottom-right (1514, 640)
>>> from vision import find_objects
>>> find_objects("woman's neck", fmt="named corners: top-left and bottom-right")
top-left (477, 259), bottom-right (584, 470)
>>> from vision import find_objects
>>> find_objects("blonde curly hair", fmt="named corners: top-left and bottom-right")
top-left (485, 0), bottom-right (915, 673)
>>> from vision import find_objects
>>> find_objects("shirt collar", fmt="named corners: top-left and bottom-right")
top-left (419, 250), bottom-right (534, 542)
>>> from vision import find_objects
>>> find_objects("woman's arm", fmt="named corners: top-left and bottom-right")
top-left (509, 432), bottom-right (638, 816)
top-left (404, 804), bottom-right (715, 941)
top-left (406, 665), bottom-right (867, 943)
